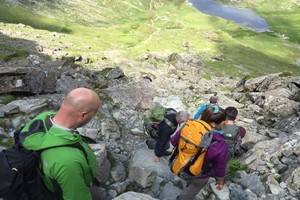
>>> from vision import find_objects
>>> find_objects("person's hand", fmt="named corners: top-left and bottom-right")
top-left (215, 182), bottom-right (224, 191)
top-left (153, 156), bottom-right (160, 162)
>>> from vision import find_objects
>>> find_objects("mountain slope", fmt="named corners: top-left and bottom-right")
top-left (0, 0), bottom-right (299, 77)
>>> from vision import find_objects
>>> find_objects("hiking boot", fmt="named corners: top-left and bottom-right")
top-left (146, 139), bottom-right (156, 149)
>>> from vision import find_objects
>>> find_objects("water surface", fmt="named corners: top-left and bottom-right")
top-left (190, 0), bottom-right (269, 32)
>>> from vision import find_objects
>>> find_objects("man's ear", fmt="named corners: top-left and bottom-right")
top-left (80, 111), bottom-right (86, 119)
top-left (234, 116), bottom-right (240, 122)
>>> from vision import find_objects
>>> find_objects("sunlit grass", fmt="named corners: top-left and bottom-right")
top-left (0, 4), bottom-right (72, 33)
top-left (215, 0), bottom-right (300, 43)
top-left (0, 0), bottom-right (299, 77)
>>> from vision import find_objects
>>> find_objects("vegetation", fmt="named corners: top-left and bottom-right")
top-left (0, 0), bottom-right (299, 77)
top-left (106, 150), bottom-right (117, 168)
top-left (125, 181), bottom-right (143, 192)
top-left (0, 94), bottom-right (15, 104)
top-left (215, 0), bottom-right (300, 43)
top-left (0, 118), bottom-right (5, 127)
top-left (226, 159), bottom-right (250, 180)
top-left (0, 136), bottom-right (13, 148)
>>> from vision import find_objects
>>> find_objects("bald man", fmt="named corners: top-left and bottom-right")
top-left (16, 88), bottom-right (111, 200)
top-left (53, 87), bottom-right (101, 129)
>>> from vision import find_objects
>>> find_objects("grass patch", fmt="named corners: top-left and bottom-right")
top-left (201, 74), bottom-right (212, 80)
top-left (125, 181), bottom-right (142, 192)
top-left (0, 118), bottom-right (5, 127)
top-left (106, 150), bottom-right (117, 168)
top-left (205, 41), bottom-right (300, 77)
top-left (221, 86), bottom-right (233, 92)
top-left (4, 51), bottom-right (29, 62)
top-left (215, 0), bottom-right (300, 43)
top-left (0, 4), bottom-right (72, 33)
top-left (0, 44), bottom-right (29, 61)
top-left (0, 136), bottom-right (13, 148)
top-left (0, 94), bottom-right (16, 104)
top-left (226, 159), bottom-right (250, 180)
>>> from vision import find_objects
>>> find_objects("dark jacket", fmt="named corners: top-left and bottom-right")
top-left (155, 108), bottom-right (178, 157)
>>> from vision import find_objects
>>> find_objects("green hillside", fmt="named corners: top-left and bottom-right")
top-left (0, 0), bottom-right (299, 77)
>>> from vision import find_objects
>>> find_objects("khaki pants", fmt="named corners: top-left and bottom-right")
top-left (177, 177), bottom-right (209, 200)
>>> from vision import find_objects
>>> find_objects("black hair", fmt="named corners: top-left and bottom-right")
top-left (225, 106), bottom-right (238, 121)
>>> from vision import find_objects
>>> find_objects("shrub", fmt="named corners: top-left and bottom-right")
top-left (226, 159), bottom-right (250, 180)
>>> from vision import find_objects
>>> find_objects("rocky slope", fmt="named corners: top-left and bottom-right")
top-left (0, 53), bottom-right (300, 200)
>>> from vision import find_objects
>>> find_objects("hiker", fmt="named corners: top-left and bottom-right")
top-left (222, 106), bottom-right (246, 159)
top-left (193, 94), bottom-right (218, 120)
top-left (171, 106), bottom-right (228, 200)
top-left (146, 109), bottom-right (190, 162)
top-left (16, 88), bottom-right (111, 200)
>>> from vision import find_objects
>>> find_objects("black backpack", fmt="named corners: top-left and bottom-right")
top-left (0, 117), bottom-right (99, 200)
top-left (0, 127), bottom-right (59, 200)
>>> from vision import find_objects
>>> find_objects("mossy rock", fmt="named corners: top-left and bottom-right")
top-left (0, 136), bottom-right (13, 148)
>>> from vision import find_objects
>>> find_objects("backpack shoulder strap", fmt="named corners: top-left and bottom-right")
top-left (163, 108), bottom-right (177, 130)
top-left (164, 118), bottom-right (176, 130)
top-left (165, 108), bottom-right (177, 115)
top-left (17, 115), bottom-right (54, 145)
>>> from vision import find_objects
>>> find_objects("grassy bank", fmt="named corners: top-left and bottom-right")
top-left (0, 0), bottom-right (299, 77)
top-left (216, 0), bottom-right (300, 43)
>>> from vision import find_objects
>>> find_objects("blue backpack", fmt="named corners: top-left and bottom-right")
top-left (193, 103), bottom-right (213, 120)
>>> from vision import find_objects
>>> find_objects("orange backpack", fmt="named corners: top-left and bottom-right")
top-left (169, 119), bottom-right (213, 179)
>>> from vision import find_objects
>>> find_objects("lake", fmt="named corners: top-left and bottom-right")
top-left (189, 0), bottom-right (269, 32)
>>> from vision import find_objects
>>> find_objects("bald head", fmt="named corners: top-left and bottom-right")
top-left (53, 88), bottom-right (101, 129)
top-left (62, 88), bottom-right (101, 113)
top-left (176, 111), bottom-right (190, 124)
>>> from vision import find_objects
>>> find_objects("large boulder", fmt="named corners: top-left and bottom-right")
top-left (0, 67), bottom-right (57, 94)
top-left (113, 192), bottom-right (158, 200)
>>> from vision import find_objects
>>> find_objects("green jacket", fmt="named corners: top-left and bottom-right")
top-left (21, 112), bottom-right (97, 200)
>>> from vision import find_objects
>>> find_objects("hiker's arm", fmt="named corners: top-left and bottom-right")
top-left (193, 105), bottom-right (205, 119)
top-left (153, 156), bottom-right (160, 162)
top-left (213, 152), bottom-right (227, 191)
top-left (212, 143), bottom-right (228, 179)
top-left (215, 176), bottom-right (225, 190)
top-left (54, 161), bottom-right (93, 200)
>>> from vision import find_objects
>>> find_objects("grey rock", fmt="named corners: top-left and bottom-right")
top-left (159, 182), bottom-right (182, 200)
top-left (113, 192), bottom-right (158, 200)
top-left (235, 171), bottom-right (265, 196)
top-left (106, 67), bottom-right (125, 79)
top-left (285, 166), bottom-right (300, 196)
top-left (0, 67), bottom-right (57, 94)
top-left (6, 99), bottom-right (49, 114)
